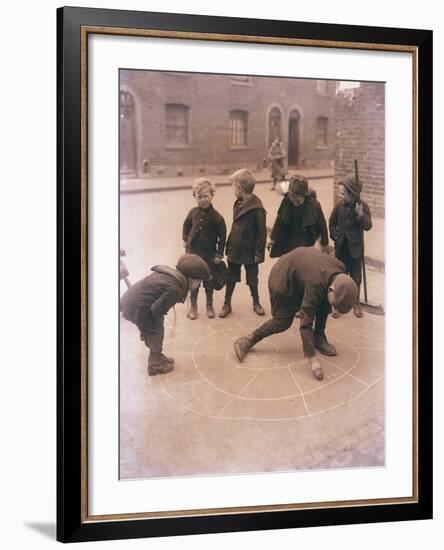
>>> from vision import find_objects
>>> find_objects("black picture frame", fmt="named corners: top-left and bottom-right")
top-left (57, 6), bottom-right (433, 543)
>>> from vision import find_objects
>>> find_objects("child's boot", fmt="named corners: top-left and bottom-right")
top-left (148, 352), bottom-right (174, 376)
top-left (219, 281), bottom-right (235, 318)
top-left (219, 303), bottom-right (232, 318)
top-left (205, 288), bottom-right (215, 319)
top-left (234, 334), bottom-right (255, 362)
top-left (250, 285), bottom-right (265, 316)
top-left (314, 333), bottom-right (337, 356)
top-left (353, 303), bottom-right (363, 318)
top-left (187, 288), bottom-right (198, 320)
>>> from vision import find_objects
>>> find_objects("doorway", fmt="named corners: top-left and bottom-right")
top-left (120, 91), bottom-right (137, 177)
top-left (268, 107), bottom-right (282, 148)
top-left (288, 110), bottom-right (301, 167)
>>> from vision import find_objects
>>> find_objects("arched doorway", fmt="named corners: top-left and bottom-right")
top-left (120, 91), bottom-right (137, 177)
top-left (268, 107), bottom-right (282, 148)
top-left (288, 110), bottom-right (301, 167)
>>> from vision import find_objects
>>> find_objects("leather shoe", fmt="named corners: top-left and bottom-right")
top-left (253, 302), bottom-right (265, 316)
top-left (187, 304), bottom-right (197, 320)
top-left (148, 358), bottom-right (175, 376)
top-left (160, 353), bottom-right (175, 364)
top-left (315, 337), bottom-right (337, 356)
top-left (353, 304), bottom-right (364, 318)
top-left (219, 303), bottom-right (232, 318)
top-left (234, 336), bottom-right (253, 362)
top-left (206, 304), bottom-right (215, 318)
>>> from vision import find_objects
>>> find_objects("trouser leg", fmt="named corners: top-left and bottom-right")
top-left (224, 281), bottom-right (236, 304)
top-left (249, 284), bottom-right (260, 304)
top-left (349, 255), bottom-right (362, 302)
top-left (234, 316), bottom-right (294, 362)
top-left (314, 303), bottom-right (329, 339)
top-left (203, 284), bottom-right (213, 305)
top-left (251, 316), bottom-right (294, 345)
top-left (141, 320), bottom-right (165, 365)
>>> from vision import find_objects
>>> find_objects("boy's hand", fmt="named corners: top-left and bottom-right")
top-left (355, 203), bottom-right (364, 218)
top-left (309, 357), bottom-right (324, 381)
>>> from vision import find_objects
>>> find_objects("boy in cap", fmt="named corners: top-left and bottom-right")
top-left (182, 178), bottom-right (227, 320)
top-left (120, 254), bottom-right (211, 376)
top-left (268, 175), bottom-right (329, 257)
top-left (219, 168), bottom-right (267, 318)
top-left (233, 247), bottom-right (358, 381)
top-left (328, 174), bottom-right (372, 318)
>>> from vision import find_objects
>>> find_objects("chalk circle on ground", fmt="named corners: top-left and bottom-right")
top-left (158, 319), bottom-right (384, 421)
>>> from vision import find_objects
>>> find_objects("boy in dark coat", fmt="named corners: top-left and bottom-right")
top-left (219, 168), bottom-right (267, 318)
top-left (120, 254), bottom-right (211, 376)
top-left (233, 247), bottom-right (358, 381)
top-left (268, 175), bottom-right (329, 257)
top-left (328, 174), bottom-right (372, 318)
top-left (182, 178), bottom-right (226, 320)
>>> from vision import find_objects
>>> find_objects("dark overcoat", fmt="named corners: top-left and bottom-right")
top-left (225, 194), bottom-right (267, 265)
top-left (268, 247), bottom-right (346, 357)
top-left (182, 205), bottom-right (226, 262)
top-left (269, 194), bottom-right (329, 257)
top-left (120, 266), bottom-right (188, 333)
top-left (328, 199), bottom-right (372, 259)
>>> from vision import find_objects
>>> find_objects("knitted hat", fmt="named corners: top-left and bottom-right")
top-left (332, 273), bottom-right (358, 313)
top-left (176, 254), bottom-right (211, 280)
top-left (340, 174), bottom-right (362, 199)
top-left (288, 176), bottom-right (309, 197)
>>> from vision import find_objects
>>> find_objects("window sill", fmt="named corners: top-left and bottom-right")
top-left (314, 146), bottom-right (329, 151)
top-left (164, 145), bottom-right (192, 150)
top-left (228, 145), bottom-right (252, 151)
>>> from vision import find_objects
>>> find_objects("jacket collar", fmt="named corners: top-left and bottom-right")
top-left (280, 195), bottom-right (317, 229)
top-left (150, 265), bottom-right (189, 301)
top-left (233, 194), bottom-right (265, 220)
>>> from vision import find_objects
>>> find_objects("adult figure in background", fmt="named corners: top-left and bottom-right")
top-left (267, 137), bottom-right (286, 190)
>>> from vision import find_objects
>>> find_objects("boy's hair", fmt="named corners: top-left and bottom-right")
top-left (192, 178), bottom-right (217, 197)
top-left (230, 168), bottom-right (256, 194)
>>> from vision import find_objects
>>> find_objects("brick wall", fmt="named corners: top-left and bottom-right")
top-left (335, 83), bottom-right (385, 218)
top-left (120, 70), bottom-right (336, 178)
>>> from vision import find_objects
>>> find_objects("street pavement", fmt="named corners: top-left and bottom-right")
top-left (119, 183), bottom-right (385, 479)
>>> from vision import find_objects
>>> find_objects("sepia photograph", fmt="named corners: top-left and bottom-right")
top-left (118, 69), bottom-right (386, 480)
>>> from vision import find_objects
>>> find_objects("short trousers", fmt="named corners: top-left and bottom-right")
top-left (227, 261), bottom-right (259, 286)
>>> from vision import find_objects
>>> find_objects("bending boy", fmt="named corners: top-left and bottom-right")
top-left (233, 247), bottom-right (358, 381)
top-left (120, 254), bottom-right (211, 376)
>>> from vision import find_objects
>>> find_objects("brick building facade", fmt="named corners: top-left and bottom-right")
top-left (120, 70), bottom-right (336, 179)
top-left (335, 82), bottom-right (385, 218)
